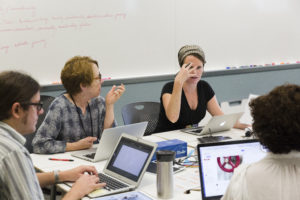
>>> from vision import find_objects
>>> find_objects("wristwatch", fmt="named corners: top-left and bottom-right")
top-left (53, 170), bottom-right (60, 183)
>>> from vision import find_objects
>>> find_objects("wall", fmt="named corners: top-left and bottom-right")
top-left (41, 65), bottom-right (300, 125)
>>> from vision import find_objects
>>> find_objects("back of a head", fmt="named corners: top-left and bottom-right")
top-left (0, 71), bottom-right (40, 121)
top-left (250, 84), bottom-right (300, 154)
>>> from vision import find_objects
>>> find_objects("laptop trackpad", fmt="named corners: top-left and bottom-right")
top-left (190, 127), bottom-right (203, 133)
top-left (198, 136), bottom-right (231, 143)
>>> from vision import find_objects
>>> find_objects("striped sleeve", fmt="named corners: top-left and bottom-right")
top-left (0, 144), bottom-right (43, 199)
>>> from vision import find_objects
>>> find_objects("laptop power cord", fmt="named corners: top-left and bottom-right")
top-left (184, 187), bottom-right (201, 194)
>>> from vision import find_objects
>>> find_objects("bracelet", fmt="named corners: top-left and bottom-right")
top-left (53, 170), bottom-right (60, 184)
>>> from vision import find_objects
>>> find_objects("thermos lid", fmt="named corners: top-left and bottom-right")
top-left (156, 150), bottom-right (175, 162)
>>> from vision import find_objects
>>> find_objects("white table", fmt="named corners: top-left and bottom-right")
top-left (31, 129), bottom-right (247, 199)
top-left (155, 128), bottom-right (247, 148)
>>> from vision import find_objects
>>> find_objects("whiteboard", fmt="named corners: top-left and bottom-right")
top-left (0, 0), bottom-right (176, 84)
top-left (1, 0), bottom-right (300, 84)
top-left (175, 0), bottom-right (300, 70)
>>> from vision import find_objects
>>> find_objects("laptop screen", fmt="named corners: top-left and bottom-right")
top-left (197, 139), bottom-right (267, 199)
top-left (106, 137), bottom-right (154, 182)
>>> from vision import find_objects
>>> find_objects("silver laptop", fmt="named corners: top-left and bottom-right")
top-left (71, 122), bottom-right (148, 162)
top-left (181, 112), bottom-right (243, 136)
top-left (197, 139), bottom-right (267, 200)
top-left (88, 133), bottom-right (157, 198)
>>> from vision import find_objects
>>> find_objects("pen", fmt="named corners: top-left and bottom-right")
top-left (49, 158), bottom-right (74, 162)
top-left (183, 149), bottom-right (195, 164)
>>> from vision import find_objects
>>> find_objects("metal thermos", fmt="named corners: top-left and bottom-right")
top-left (156, 150), bottom-right (175, 199)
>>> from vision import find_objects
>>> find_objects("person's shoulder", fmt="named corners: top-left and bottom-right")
top-left (165, 81), bottom-right (174, 86)
top-left (198, 80), bottom-right (211, 87)
top-left (165, 81), bottom-right (174, 85)
top-left (229, 164), bottom-right (251, 186)
top-left (0, 132), bottom-right (23, 158)
top-left (222, 164), bottom-right (250, 200)
top-left (235, 163), bottom-right (250, 174)
top-left (91, 96), bottom-right (105, 105)
top-left (160, 81), bottom-right (174, 94)
top-left (163, 81), bottom-right (174, 89)
top-left (48, 95), bottom-right (69, 110)
top-left (198, 80), bottom-right (214, 95)
top-left (55, 94), bottom-right (69, 103)
top-left (50, 95), bottom-right (65, 105)
top-left (245, 155), bottom-right (274, 177)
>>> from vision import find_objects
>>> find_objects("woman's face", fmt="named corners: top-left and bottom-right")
top-left (85, 63), bottom-right (102, 99)
top-left (183, 55), bottom-right (204, 84)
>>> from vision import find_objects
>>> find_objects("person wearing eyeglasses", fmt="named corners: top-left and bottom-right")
top-left (0, 71), bottom-right (106, 199)
top-left (32, 56), bottom-right (125, 154)
top-left (222, 84), bottom-right (300, 200)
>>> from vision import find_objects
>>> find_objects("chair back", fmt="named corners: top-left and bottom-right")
top-left (24, 95), bottom-right (55, 153)
top-left (220, 99), bottom-right (248, 114)
top-left (122, 102), bottom-right (160, 136)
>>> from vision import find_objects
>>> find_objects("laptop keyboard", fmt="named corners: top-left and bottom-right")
top-left (98, 173), bottom-right (128, 191)
top-left (84, 153), bottom-right (95, 159)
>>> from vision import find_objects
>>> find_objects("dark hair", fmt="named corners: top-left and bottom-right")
top-left (249, 84), bottom-right (300, 154)
top-left (0, 71), bottom-right (40, 121)
top-left (181, 53), bottom-right (205, 67)
top-left (61, 56), bottom-right (99, 95)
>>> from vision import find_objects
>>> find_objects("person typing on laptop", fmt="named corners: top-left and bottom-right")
top-left (32, 56), bottom-right (125, 154)
top-left (154, 45), bottom-right (248, 133)
top-left (222, 84), bottom-right (300, 200)
top-left (0, 71), bottom-right (106, 199)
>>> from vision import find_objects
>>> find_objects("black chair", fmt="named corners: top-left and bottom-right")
top-left (24, 95), bottom-right (55, 153)
top-left (121, 102), bottom-right (160, 136)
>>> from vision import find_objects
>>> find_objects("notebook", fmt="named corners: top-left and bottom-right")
top-left (71, 122), bottom-right (148, 162)
top-left (197, 139), bottom-right (268, 200)
top-left (181, 112), bottom-right (243, 136)
top-left (88, 133), bottom-right (157, 198)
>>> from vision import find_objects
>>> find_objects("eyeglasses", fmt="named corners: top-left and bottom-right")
top-left (94, 73), bottom-right (102, 81)
top-left (20, 101), bottom-right (44, 111)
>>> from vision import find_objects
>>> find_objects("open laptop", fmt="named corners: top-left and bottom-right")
top-left (87, 133), bottom-right (157, 198)
top-left (71, 122), bottom-right (148, 162)
top-left (181, 112), bottom-right (243, 137)
top-left (197, 139), bottom-right (268, 200)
